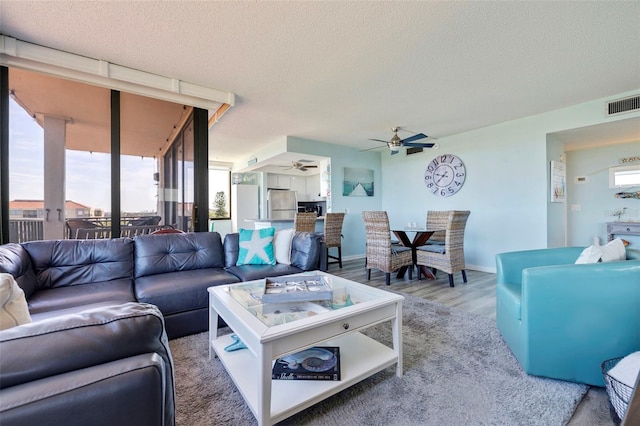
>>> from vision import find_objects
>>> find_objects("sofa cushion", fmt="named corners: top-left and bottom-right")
top-left (273, 228), bottom-right (295, 265)
top-left (236, 228), bottom-right (276, 266)
top-left (0, 274), bottom-right (31, 330)
top-left (134, 268), bottom-right (239, 315)
top-left (23, 239), bottom-right (134, 289)
top-left (26, 279), bottom-right (136, 316)
top-left (575, 245), bottom-right (603, 264)
top-left (134, 232), bottom-right (225, 278)
top-left (601, 238), bottom-right (627, 262)
top-left (0, 243), bottom-right (39, 299)
top-left (417, 244), bottom-right (446, 254)
top-left (575, 238), bottom-right (627, 264)
top-left (290, 232), bottom-right (322, 271)
top-left (226, 264), bottom-right (303, 282)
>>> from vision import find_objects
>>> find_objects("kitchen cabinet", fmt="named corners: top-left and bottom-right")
top-left (290, 176), bottom-right (307, 201)
top-left (307, 175), bottom-right (321, 200)
top-left (267, 173), bottom-right (291, 189)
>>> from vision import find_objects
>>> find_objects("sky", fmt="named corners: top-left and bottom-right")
top-left (9, 98), bottom-right (185, 214)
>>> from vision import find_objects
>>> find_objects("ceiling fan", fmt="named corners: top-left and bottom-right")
top-left (279, 160), bottom-right (318, 172)
top-left (292, 161), bottom-right (318, 172)
top-left (363, 127), bottom-right (438, 155)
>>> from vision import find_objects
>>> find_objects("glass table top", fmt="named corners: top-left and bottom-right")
top-left (223, 272), bottom-right (392, 327)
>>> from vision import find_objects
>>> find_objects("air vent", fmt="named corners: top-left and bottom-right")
top-left (607, 95), bottom-right (640, 116)
top-left (406, 147), bottom-right (424, 155)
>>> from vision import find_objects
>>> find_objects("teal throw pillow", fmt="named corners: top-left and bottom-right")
top-left (237, 228), bottom-right (276, 266)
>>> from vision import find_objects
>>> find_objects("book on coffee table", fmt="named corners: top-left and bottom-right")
top-left (272, 346), bottom-right (341, 381)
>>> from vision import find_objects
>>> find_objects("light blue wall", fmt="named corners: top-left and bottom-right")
top-left (280, 89), bottom-right (640, 272)
top-left (287, 137), bottom-right (382, 260)
top-left (379, 89), bottom-right (640, 272)
top-left (567, 142), bottom-right (640, 247)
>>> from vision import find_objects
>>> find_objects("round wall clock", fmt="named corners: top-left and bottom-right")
top-left (424, 154), bottom-right (466, 197)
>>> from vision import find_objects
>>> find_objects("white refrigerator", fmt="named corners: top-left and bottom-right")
top-left (231, 184), bottom-right (259, 232)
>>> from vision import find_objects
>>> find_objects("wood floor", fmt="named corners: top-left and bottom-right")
top-left (328, 258), bottom-right (615, 426)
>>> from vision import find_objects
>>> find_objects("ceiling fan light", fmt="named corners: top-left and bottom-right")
top-left (390, 145), bottom-right (400, 152)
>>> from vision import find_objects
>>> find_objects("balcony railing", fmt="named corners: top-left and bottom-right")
top-left (8, 217), bottom-right (174, 243)
top-left (9, 219), bottom-right (44, 243)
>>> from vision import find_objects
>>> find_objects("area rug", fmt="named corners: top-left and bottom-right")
top-left (169, 293), bottom-right (588, 425)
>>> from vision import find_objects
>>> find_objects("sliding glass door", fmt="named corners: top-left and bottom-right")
top-left (1, 66), bottom-right (208, 243)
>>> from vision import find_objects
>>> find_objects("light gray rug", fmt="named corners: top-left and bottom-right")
top-left (169, 293), bottom-right (587, 425)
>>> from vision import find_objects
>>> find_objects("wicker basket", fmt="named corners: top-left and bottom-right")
top-left (602, 357), bottom-right (635, 424)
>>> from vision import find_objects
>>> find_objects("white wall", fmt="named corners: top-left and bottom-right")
top-left (566, 142), bottom-right (640, 247)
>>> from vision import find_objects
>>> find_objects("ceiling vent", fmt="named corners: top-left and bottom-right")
top-left (607, 95), bottom-right (640, 116)
top-left (406, 147), bottom-right (424, 156)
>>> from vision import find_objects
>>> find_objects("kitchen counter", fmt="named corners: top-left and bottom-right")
top-left (245, 217), bottom-right (324, 232)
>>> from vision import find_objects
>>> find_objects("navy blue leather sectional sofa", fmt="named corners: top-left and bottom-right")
top-left (0, 230), bottom-right (325, 426)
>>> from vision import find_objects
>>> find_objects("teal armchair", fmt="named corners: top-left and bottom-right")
top-left (496, 247), bottom-right (640, 386)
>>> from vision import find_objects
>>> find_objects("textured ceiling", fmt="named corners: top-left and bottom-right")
top-left (1, 1), bottom-right (639, 164)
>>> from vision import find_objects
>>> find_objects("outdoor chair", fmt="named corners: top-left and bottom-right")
top-left (294, 212), bottom-right (317, 233)
top-left (322, 212), bottom-right (345, 268)
top-left (362, 211), bottom-right (413, 285)
top-left (416, 210), bottom-right (471, 287)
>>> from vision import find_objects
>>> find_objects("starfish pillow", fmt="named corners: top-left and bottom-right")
top-left (237, 228), bottom-right (276, 266)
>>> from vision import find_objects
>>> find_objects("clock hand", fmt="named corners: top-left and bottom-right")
top-left (435, 172), bottom-right (449, 183)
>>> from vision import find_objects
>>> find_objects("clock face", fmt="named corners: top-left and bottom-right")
top-left (424, 154), bottom-right (466, 197)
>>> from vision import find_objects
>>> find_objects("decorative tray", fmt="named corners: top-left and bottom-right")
top-left (261, 275), bottom-right (332, 304)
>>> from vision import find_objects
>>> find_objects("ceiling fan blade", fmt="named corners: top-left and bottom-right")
top-left (403, 142), bottom-right (437, 148)
top-left (400, 133), bottom-right (428, 144)
top-left (368, 138), bottom-right (390, 144)
top-left (390, 150), bottom-right (399, 156)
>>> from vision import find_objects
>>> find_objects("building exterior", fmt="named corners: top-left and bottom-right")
top-left (9, 200), bottom-right (101, 220)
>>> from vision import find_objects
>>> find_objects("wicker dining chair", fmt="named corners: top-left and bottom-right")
top-left (323, 212), bottom-right (345, 268)
top-left (362, 211), bottom-right (413, 285)
top-left (425, 210), bottom-right (450, 245)
top-left (416, 210), bottom-right (470, 287)
top-left (294, 212), bottom-right (317, 233)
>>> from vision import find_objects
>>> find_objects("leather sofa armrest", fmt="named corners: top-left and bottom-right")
top-left (1, 354), bottom-right (167, 426)
top-left (0, 302), bottom-right (174, 424)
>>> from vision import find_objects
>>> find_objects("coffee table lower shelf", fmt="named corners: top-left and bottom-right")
top-left (211, 331), bottom-right (398, 424)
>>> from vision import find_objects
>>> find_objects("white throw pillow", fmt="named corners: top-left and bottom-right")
top-left (273, 228), bottom-right (295, 265)
top-left (600, 238), bottom-right (627, 262)
top-left (608, 351), bottom-right (640, 388)
top-left (0, 273), bottom-right (32, 331)
top-left (575, 245), bottom-right (603, 264)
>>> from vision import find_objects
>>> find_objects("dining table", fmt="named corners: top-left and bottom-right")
top-left (391, 227), bottom-right (445, 280)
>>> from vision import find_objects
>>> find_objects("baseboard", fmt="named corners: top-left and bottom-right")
top-left (466, 264), bottom-right (496, 274)
top-left (342, 254), bottom-right (366, 262)
top-left (340, 255), bottom-right (496, 274)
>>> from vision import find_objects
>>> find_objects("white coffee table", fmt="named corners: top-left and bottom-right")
top-left (208, 271), bottom-right (404, 425)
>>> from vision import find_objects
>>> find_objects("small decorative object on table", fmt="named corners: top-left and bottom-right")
top-left (262, 275), bottom-right (332, 304)
top-left (272, 346), bottom-right (341, 381)
top-left (602, 352), bottom-right (640, 423)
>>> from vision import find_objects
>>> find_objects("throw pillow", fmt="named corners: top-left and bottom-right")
top-left (575, 245), bottom-right (603, 264)
top-left (0, 273), bottom-right (32, 331)
top-left (237, 228), bottom-right (276, 266)
top-left (273, 228), bottom-right (295, 265)
top-left (600, 238), bottom-right (627, 262)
